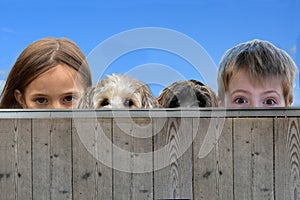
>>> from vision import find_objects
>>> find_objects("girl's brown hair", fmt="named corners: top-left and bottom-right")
top-left (0, 37), bottom-right (92, 108)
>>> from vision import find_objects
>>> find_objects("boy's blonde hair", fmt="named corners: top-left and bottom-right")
top-left (217, 39), bottom-right (297, 106)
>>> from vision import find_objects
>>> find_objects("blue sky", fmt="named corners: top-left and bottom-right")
top-left (1, 0), bottom-right (300, 104)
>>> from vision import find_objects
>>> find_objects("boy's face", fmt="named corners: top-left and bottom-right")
top-left (223, 69), bottom-right (286, 107)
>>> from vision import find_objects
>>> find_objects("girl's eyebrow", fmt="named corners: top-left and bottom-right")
top-left (62, 91), bottom-right (81, 95)
top-left (30, 93), bottom-right (48, 97)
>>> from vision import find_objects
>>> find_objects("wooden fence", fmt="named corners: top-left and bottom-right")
top-left (0, 108), bottom-right (300, 200)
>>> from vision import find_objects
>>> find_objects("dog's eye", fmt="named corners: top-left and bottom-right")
top-left (198, 100), bottom-right (206, 107)
top-left (100, 99), bottom-right (110, 107)
top-left (196, 92), bottom-right (207, 107)
top-left (169, 96), bottom-right (180, 108)
top-left (124, 99), bottom-right (134, 107)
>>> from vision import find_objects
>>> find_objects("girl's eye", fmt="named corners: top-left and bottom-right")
top-left (234, 97), bottom-right (247, 104)
top-left (264, 98), bottom-right (277, 105)
top-left (34, 98), bottom-right (48, 105)
top-left (64, 95), bottom-right (76, 103)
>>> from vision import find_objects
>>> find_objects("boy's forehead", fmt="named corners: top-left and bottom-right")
top-left (231, 68), bottom-right (283, 86)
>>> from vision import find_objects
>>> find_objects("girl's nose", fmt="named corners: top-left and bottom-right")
top-left (49, 101), bottom-right (65, 109)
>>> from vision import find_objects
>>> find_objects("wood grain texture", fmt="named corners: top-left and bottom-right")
top-left (193, 118), bottom-right (233, 200)
top-left (275, 117), bottom-right (300, 200)
top-left (72, 118), bottom-right (113, 200)
top-left (112, 117), bottom-right (153, 200)
top-left (233, 118), bottom-right (274, 200)
top-left (0, 112), bottom-right (300, 200)
top-left (32, 119), bottom-right (52, 199)
top-left (153, 118), bottom-right (193, 199)
top-left (32, 119), bottom-right (72, 200)
top-left (0, 119), bottom-right (32, 200)
top-left (13, 119), bottom-right (32, 200)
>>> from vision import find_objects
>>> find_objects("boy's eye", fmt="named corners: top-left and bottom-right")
top-left (34, 98), bottom-right (48, 105)
top-left (234, 97), bottom-right (247, 104)
top-left (264, 98), bottom-right (276, 105)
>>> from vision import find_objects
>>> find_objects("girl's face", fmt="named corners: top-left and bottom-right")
top-left (224, 69), bottom-right (286, 107)
top-left (14, 64), bottom-right (85, 109)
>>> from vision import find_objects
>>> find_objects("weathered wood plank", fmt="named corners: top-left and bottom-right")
top-left (113, 117), bottom-right (153, 200)
top-left (233, 118), bottom-right (274, 200)
top-left (32, 119), bottom-right (72, 200)
top-left (13, 119), bottom-right (32, 200)
top-left (0, 119), bottom-right (32, 200)
top-left (153, 118), bottom-right (193, 199)
top-left (50, 118), bottom-right (72, 199)
top-left (32, 119), bottom-right (51, 199)
top-left (193, 118), bottom-right (233, 200)
top-left (72, 118), bottom-right (113, 200)
top-left (275, 117), bottom-right (300, 200)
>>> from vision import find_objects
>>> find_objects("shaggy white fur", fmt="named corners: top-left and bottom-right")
top-left (78, 74), bottom-right (158, 108)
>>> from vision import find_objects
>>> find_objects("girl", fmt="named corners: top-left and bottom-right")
top-left (0, 37), bottom-right (92, 108)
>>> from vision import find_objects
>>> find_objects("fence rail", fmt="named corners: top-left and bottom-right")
top-left (0, 109), bottom-right (299, 200)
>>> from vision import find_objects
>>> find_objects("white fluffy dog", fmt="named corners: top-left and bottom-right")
top-left (78, 74), bottom-right (158, 108)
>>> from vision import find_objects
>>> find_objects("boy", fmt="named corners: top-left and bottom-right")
top-left (217, 39), bottom-right (297, 107)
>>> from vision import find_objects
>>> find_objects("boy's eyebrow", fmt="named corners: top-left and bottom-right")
top-left (230, 89), bottom-right (282, 97)
top-left (262, 90), bottom-right (282, 97)
top-left (229, 89), bottom-right (251, 96)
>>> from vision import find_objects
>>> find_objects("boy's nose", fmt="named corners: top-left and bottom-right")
top-left (250, 101), bottom-right (260, 108)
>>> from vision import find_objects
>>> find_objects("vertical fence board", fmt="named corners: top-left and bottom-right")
top-left (0, 119), bottom-right (17, 200)
top-left (32, 119), bottom-right (51, 199)
top-left (193, 118), bottom-right (233, 200)
top-left (113, 117), bottom-right (153, 200)
top-left (275, 117), bottom-right (300, 200)
top-left (0, 119), bottom-right (32, 200)
top-left (153, 118), bottom-right (193, 199)
top-left (32, 119), bottom-right (72, 200)
top-left (14, 119), bottom-right (32, 200)
top-left (130, 118), bottom-right (153, 200)
top-left (233, 118), bottom-right (274, 200)
top-left (72, 118), bottom-right (113, 200)
top-left (193, 118), bottom-right (215, 200)
top-left (217, 118), bottom-right (234, 200)
top-left (233, 118), bottom-right (252, 200)
top-left (51, 119), bottom-right (72, 199)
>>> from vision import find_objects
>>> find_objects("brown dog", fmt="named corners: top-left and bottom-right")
top-left (157, 80), bottom-right (218, 108)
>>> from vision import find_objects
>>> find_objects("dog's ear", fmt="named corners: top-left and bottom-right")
top-left (77, 86), bottom-right (96, 108)
top-left (190, 80), bottom-right (218, 107)
top-left (190, 79), bottom-right (205, 86)
top-left (199, 85), bottom-right (219, 107)
top-left (139, 85), bottom-right (159, 108)
top-left (157, 87), bottom-right (171, 108)
top-left (209, 89), bottom-right (219, 107)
